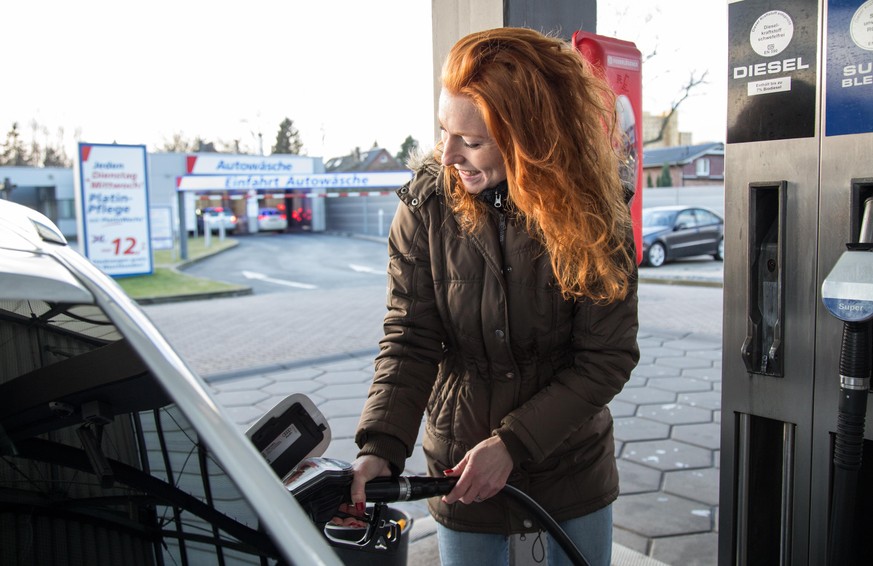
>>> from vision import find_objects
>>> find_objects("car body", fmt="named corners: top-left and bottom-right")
top-left (641, 205), bottom-right (725, 267)
top-left (258, 207), bottom-right (288, 232)
top-left (0, 200), bottom-right (341, 565)
top-left (198, 206), bottom-right (238, 234)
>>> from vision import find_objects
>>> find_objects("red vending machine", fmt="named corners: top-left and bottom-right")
top-left (573, 32), bottom-right (644, 264)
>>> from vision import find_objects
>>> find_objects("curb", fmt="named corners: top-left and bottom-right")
top-left (134, 287), bottom-right (253, 306)
top-left (173, 238), bottom-right (242, 269)
top-left (637, 275), bottom-right (723, 288)
top-left (131, 239), bottom-right (254, 306)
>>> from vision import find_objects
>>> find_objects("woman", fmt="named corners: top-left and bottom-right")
top-left (349, 27), bottom-right (639, 566)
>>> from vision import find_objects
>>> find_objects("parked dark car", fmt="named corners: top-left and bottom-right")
top-left (642, 205), bottom-right (725, 267)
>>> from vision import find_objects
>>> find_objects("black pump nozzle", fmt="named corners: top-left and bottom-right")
top-left (361, 475), bottom-right (458, 502)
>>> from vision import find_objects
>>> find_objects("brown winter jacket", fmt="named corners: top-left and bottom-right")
top-left (355, 158), bottom-right (640, 534)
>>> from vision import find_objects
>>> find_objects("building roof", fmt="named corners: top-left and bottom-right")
top-left (643, 142), bottom-right (724, 168)
top-left (324, 147), bottom-right (403, 172)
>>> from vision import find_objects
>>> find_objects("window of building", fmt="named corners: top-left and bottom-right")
top-left (58, 199), bottom-right (76, 220)
top-left (696, 158), bottom-right (711, 177)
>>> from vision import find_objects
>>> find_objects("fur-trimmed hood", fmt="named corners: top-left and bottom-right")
top-left (404, 146), bottom-right (440, 176)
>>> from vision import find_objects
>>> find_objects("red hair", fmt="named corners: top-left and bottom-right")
top-left (437, 27), bottom-right (634, 303)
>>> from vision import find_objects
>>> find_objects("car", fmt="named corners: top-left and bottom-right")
top-left (258, 207), bottom-right (288, 232)
top-left (0, 200), bottom-right (341, 565)
top-left (641, 205), bottom-right (725, 267)
top-left (198, 206), bottom-right (238, 234)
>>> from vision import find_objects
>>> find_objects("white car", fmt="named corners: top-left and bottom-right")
top-left (199, 206), bottom-right (238, 233)
top-left (258, 207), bottom-right (289, 232)
top-left (0, 200), bottom-right (341, 565)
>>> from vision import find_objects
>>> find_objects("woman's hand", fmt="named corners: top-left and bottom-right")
top-left (350, 454), bottom-right (393, 505)
top-left (442, 436), bottom-right (513, 505)
top-left (330, 454), bottom-right (393, 527)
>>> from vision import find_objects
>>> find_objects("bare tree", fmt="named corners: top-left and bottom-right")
top-left (601, 6), bottom-right (711, 147)
top-left (644, 70), bottom-right (709, 146)
top-left (158, 132), bottom-right (195, 153)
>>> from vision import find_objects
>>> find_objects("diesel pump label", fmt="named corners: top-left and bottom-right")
top-left (826, 0), bottom-right (873, 136)
top-left (728, 0), bottom-right (819, 143)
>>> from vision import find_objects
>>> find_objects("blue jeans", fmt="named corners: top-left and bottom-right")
top-left (436, 504), bottom-right (612, 566)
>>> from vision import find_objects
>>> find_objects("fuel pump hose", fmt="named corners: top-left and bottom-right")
top-left (364, 476), bottom-right (591, 566)
top-left (828, 321), bottom-right (871, 566)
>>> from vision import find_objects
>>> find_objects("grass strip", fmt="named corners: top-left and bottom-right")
top-left (117, 237), bottom-right (247, 299)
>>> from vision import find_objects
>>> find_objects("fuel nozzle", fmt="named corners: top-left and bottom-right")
top-left (361, 475), bottom-right (457, 503)
top-left (283, 457), bottom-right (458, 525)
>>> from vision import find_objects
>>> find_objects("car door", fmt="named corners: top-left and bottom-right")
top-left (665, 208), bottom-right (702, 259)
top-left (694, 208), bottom-right (724, 255)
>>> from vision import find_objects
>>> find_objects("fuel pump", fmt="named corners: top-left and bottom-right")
top-left (720, 0), bottom-right (873, 563)
top-left (821, 197), bottom-right (873, 564)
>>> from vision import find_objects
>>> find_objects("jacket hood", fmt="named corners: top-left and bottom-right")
top-left (405, 147), bottom-right (440, 176)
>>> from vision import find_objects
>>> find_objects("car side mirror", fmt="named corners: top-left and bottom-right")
top-left (674, 223), bottom-right (688, 231)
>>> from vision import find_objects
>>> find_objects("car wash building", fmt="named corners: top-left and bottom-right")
top-left (171, 153), bottom-right (411, 238)
top-left (2, 151), bottom-right (411, 246)
top-left (155, 152), bottom-right (326, 235)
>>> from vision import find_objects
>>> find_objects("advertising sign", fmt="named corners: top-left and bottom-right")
top-left (176, 171), bottom-right (413, 191)
top-left (77, 143), bottom-right (152, 277)
top-left (727, 0), bottom-right (819, 143)
top-left (573, 31), bottom-right (644, 264)
top-left (826, 0), bottom-right (873, 136)
top-left (186, 153), bottom-right (316, 175)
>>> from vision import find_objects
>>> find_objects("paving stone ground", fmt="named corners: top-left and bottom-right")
top-left (143, 257), bottom-right (724, 565)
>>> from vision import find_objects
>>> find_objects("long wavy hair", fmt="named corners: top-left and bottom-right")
top-left (437, 27), bottom-right (635, 303)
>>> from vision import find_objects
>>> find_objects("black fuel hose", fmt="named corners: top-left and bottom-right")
top-left (828, 321), bottom-right (870, 565)
top-left (500, 484), bottom-right (590, 566)
top-left (824, 197), bottom-right (873, 565)
top-left (364, 476), bottom-right (591, 566)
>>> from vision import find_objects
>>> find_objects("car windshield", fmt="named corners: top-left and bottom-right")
top-left (643, 209), bottom-right (677, 228)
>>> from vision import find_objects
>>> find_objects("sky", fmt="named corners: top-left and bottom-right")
top-left (4, 0), bottom-right (727, 161)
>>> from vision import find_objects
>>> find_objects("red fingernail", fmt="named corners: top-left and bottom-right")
top-left (444, 468), bottom-right (454, 475)
top-left (355, 502), bottom-right (365, 514)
